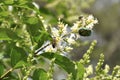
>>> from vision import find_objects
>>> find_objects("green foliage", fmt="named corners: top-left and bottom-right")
top-left (33, 68), bottom-right (48, 80)
top-left (0, 0), bottom-right (120, 80)
top-left (0, 28), bottom-right (21, 40)
top-left (36, 0), bottom-right (95, 24)
top-left (76, 62), bottom-right (85, 80)
top-left (0, 63), bottom-right (4, 77)
top-left (10, 46), bottom-right (27, 67)
top-left (41, 52), bottom-right (77, 79)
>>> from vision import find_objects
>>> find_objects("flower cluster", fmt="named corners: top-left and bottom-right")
top-left (71, 15), bottom-right (98, 33)
top-left (81, 52), bottom-right (120, 80)
top-left (71, 15), bottom-right (98, 37)
top-left (36, 15), bottom-right (98, 55)
top-left (44, 21), bottom-right (76, 54)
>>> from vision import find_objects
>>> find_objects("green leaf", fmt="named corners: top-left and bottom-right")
top-left (0, 63), bottom-right (4, 77)
top-left (25, 16), bottom-right (48, 46)
top-left (41, 52), bottom-right (76, 79)
top-left (26, 17), bottom-right (39, 25)
top-left (33, 68), bottom-right (48, 80)
top-left (18, 0), bottom-right (29, 5)
top-left (10, 46), bottom-right (27, 67)
top-left (14, 60), bottom-right (27, 69)
top-left (0, 11), bottom-right (9, 17)
top-left (37, 31), bottom-right (52, 48)
top-left (76, 62), bottom-right (85, 80)
top-left (40, 8), bottom-right (58, 24)
top-left (0, 28), bottom-right (21, 41)
top-left (6, 30), bottom-right (21, 40)
top-left (3, 0), bottom-right (14, 5)
top-left (0, 29), bottom-right (11, 40)
top-left (26, 17), bottom-right (44, 37)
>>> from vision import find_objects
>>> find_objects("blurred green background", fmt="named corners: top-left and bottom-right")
top-left (34, 0), bottom-right (120, 73)
top-left (91, 0), bottom-right (120, 68)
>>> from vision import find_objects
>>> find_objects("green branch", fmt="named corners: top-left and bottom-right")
top-left (0, 68), bottom-right (13, 80)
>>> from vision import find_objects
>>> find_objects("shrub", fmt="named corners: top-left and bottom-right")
top-left (0, 0), bottom-right (120, 80)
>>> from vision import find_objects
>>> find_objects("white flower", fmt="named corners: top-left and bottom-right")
top-left (86, 15), bottom-right (98, 29)
top-left (85, 65), bottom-right (93, 76)
top-left (32, 2), bottom-right (39, 9)
top-left (8, 6), bottom-right (13, 11)
top-left (51, 27), bottom-right (59, 37)
top-left (94, 19), bottom-right (98, 24)
top-left (86, 23), bottom-right (94, 29)
top-left (71, 23), bottom-right (79, 33)
top-left (87, 15), bottom-right (94, 20)
top-left (66, 36), bottom-right (76, 45)
top-left (64, 46), bottom-right (73, 52)
top-left (61, 24), bottom-right (68, 36)
top-left (104, 64), bottom-right (110, 74)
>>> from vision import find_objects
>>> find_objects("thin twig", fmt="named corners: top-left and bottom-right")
top-left (0, 68), bottom-right (13, 80)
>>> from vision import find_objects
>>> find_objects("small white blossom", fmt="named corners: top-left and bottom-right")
top-left (71, 23), bottom-right (79, 33)
top-left (84, 65), bottom-right (93, 78)
top-left (104, 64), bottom-right (110, 74)
top-left (61, 24), bottom-right (68, 35)
top-left (86, 15), bottom-right (98, 29)
top-left (32, 2), bottom-right (39, 9)
top-left (86, 23), bottom-right (94, 29)
top-left (87, 15), bottom-right (94, 20)
top-left (64, 46), bottom-right (73, 52)
top-left (66, 37), bottom-right (76, 45)
top-left (8, 6), bottom-right (13, 11)
top-left (51, 27), bottom-right (59, 37)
